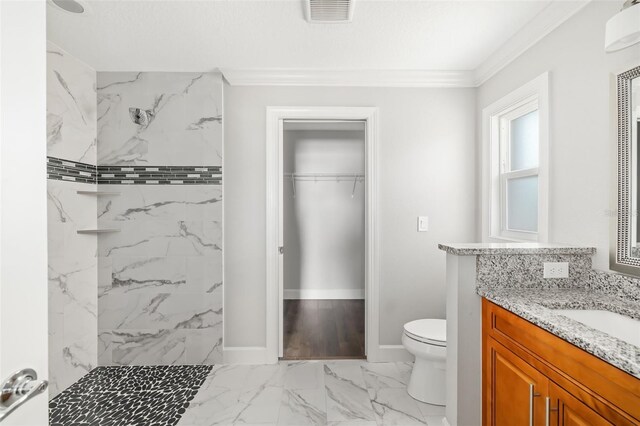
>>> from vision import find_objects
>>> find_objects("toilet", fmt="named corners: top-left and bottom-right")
top-left (402, 318), bottom-right (446, 405)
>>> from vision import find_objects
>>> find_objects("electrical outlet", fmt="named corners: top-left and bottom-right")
top-left (543, 262), bottom-right (569, 279)
top-left (418, 216), bottom-right (429, 232)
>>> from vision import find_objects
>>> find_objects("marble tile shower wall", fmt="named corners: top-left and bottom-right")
top-left (96, 72), bottom-right (222, 166)
top-left (97, 185), bottom-right (223, 365)
top-left (47, 43), bottom-right (97, 162)
top-left (96, 72), bottom-right (224, 366)
top-left (47, 42), bottom-right (98, 398)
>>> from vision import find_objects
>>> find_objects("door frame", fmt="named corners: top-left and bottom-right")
top-left (265, 106), bottom-right (380, 362)
top-left (0, 1), bottom-right (50, 424)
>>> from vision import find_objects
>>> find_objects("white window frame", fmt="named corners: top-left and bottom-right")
top-left (482, 73), bottom-right (549, 243)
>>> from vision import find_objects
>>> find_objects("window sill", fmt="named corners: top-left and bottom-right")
top-left (487, 234), bottom-right (539, 244)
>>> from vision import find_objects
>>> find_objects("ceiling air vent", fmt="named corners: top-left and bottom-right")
top-left (306, 0), bottom-right (355, 23)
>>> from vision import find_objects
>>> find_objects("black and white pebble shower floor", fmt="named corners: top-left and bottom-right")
top-left (49, 365), bottom-right (212, 426)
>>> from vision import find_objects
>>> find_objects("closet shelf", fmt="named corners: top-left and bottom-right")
top-left (76, 229), bottom-right (120, 234)
top-left (77, 190), bottom-right (121, 196)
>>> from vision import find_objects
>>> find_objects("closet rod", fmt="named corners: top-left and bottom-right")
top-left (283, 120), bottom-right (366, 124)
top-left (285, 173), bottom-right (364, 198)
top-left (284, 173), bottom-right (364, 178)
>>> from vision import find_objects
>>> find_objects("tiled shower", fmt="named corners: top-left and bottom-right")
top-left (46, 42), bottom-right (224, 398)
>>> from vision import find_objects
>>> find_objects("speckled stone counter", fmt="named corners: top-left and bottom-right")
top-left (438, 242), bottom-right (597, 256)
top-left (479, 286), bottom-right (640, 378)
top-left (437, 242), bottom-right (637, 424)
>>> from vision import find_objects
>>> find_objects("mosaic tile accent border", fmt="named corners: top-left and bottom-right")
top-left (46, 157), bottom-right (222, 185)
top-left (97, 165), bottom-right (222, 185)
top-left (49, 365), bottom-right (212, 426)
top-left (47, 156), bottom-right (97, 184)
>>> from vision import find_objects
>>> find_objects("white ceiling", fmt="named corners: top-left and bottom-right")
top-left (47, 0), bottom-right (590, 85)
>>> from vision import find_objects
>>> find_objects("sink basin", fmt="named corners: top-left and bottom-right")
top-left (553, 309), bottom-right (640, 347)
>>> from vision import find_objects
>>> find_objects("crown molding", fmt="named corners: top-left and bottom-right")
top-left (222, 0), bottom-right (592, 88)
top-left (221, 68), bottom-right (476, 88)
top-left (473, 0), bottom-right (591, 86)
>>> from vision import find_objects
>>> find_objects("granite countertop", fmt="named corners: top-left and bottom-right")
top-left (479, 287), bottom-right (640, 378)
top-left (439, 242), bottom-right (596, 256)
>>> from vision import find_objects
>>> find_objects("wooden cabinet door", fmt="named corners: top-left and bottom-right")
top-left (486, 337), bottom-right (548, 426)
top-left (547, 382), bottom-right (614, 426)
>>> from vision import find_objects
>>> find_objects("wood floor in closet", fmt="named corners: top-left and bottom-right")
top-left (283, 299), bottom-right (365, 360)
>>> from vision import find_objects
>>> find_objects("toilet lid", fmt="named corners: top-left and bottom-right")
top-left (404, 319), bottom-right (446, 346)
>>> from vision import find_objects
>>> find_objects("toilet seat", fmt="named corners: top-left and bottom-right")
top-left (403, 319), bottom-right (446, 347)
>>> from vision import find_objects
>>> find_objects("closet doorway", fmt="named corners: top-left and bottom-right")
top-left (265, 106), bottom-right (379, 363)
top-left (282, 120), bottom-right (366, 359)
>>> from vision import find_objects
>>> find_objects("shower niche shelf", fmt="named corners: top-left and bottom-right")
top-left (77, 190), bottom-right (120, 196)
top-left (76, 229), bottom-right (120, 234)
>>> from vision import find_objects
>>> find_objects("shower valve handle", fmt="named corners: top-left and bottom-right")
top-left (0, 368), bottom-right (48, 423)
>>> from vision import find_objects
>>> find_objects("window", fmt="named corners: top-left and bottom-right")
top-left (482, 73), bottom-right (548, 242)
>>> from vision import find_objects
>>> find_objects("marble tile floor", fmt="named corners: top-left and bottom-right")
top-left (48, 361), bottom-right (445, 426)
top-left (178, 360), bottom-right (446, 426)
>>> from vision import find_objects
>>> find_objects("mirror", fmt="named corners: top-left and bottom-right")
top-left (612, 64), bottom-right (640, 275)
top-left (632, 76), bottom-right (640, 257)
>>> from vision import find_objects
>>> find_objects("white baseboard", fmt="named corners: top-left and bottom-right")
top-left (223, 346), bottom-right (273, 364)
top-left (284, 289), bottom-right (365, 300)
top-left (373, 345), bottom-right (413, 362)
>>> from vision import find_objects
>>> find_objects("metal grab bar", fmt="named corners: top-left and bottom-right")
top-left (0, 368), bottom-right (48, 423)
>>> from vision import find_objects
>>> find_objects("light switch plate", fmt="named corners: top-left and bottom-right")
top-left (543, 262), bottom-right (569, 279)
top-left (418, 216), bottom-right (428, 232)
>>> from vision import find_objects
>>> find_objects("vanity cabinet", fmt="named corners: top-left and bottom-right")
top-left (548, 382), bottom-right (612, 426)
top-left (483, 299), bottom-right (640, 426)
top-left (487, 337), bottom-right (548, 425)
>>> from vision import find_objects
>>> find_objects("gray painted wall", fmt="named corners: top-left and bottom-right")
top-left (224, 86), bottom-right (476, 347)
top-left (283, 129), bottom-right (365, 298)
top-left (477, 1), bottom-right (640, 271)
